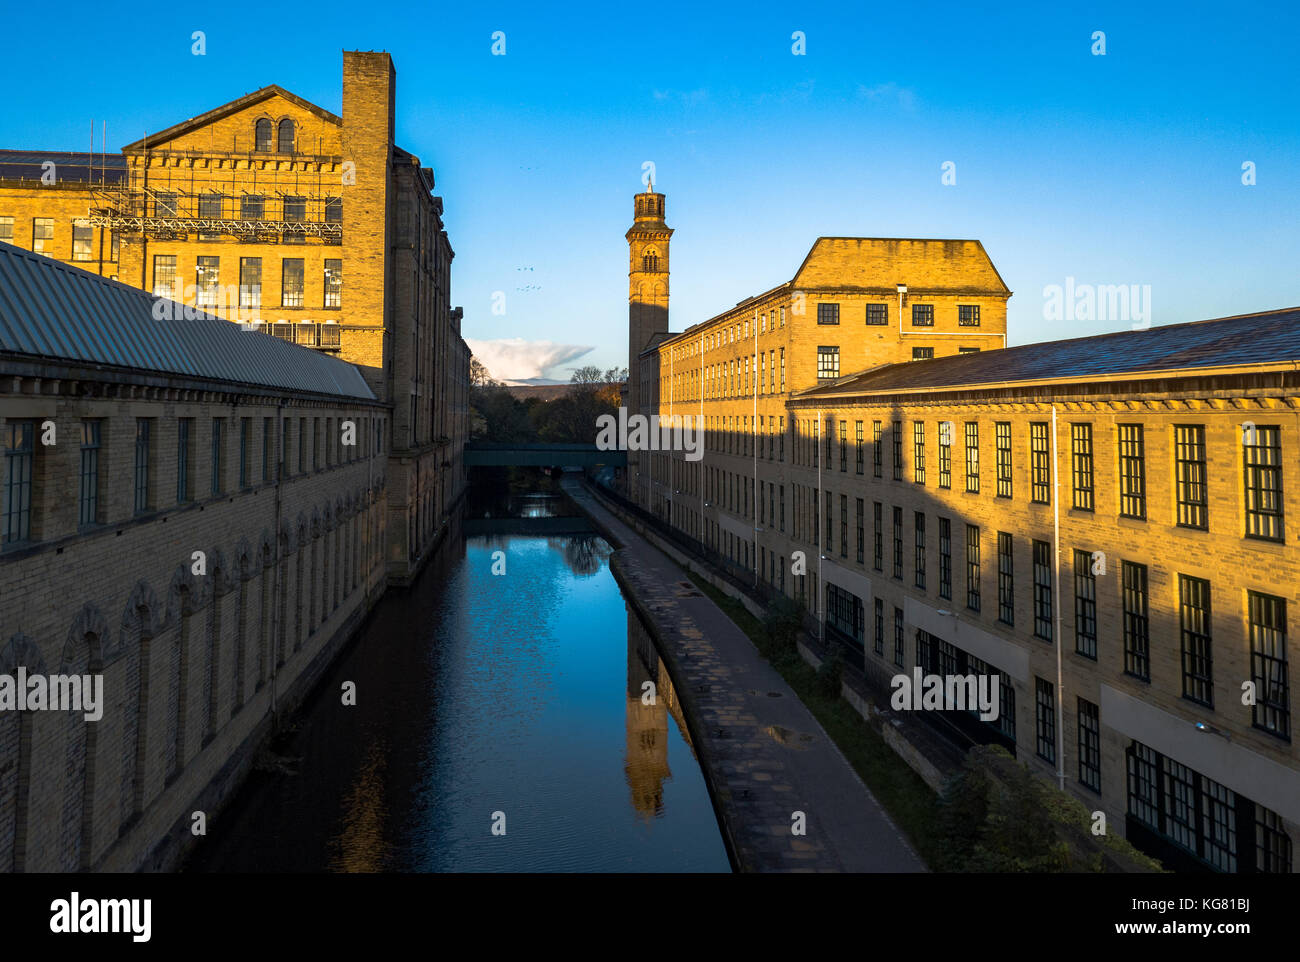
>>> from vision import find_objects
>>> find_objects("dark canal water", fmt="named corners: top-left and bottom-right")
top-left (185, 482), bottom-right (730, 872)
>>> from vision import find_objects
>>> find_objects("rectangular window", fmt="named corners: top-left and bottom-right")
top-left (1174, 425), bottom-right (1208, 529)
top-left (1030, 422), bottom-right (1050, 504)
top-left (152, 254), bottom-right (178, 300)
top-left (72, 221), bottom-right (92, 261)
top-left (1036, 677), bottom-right (1056, 763)
top-left (911, 304), bottom-right (934, 327)
top-left (299, 418), bottom-right (306, 473)
top-left (865, 303), bottom-right (887, 325)
top-left (913, 422), bottom-right (925, 483)
top-left (874, 599), bottom-right (885, 656)
top-left (855, 421), bottom-right (864, 474)
top-left (240, 194), bottom-right (265, 220)
top-left (263, 418), bottom-right (273, 483)
top-left (817, 303), bottom-right (840, 325)
top-left (938, 421), bottom-right (952, 489)
top-left (239, 257), bottom-right (262, 309)
top-left (966, 524), bottom-right (981, 611)
top-left (894, 607), bottom-right (905, 667)
top-left (134, 419), bottom-right (151, 514)
top-left (3, 421), bottom-right (34, 545)
top-left (964, 422), bottom-right (979, 492)
top-left (873, 502), bottom-right (883, 571)
top-left (817, 346), bottom-right (839, 379)
top-left (79, 420), bottom-right (101, 526)
top-left (282, 195), bottom-right (306, 243)
top-left (1244, 425), bottom-right (1283, 541)
top-left (892, 506), bottom-right (903, 579)
top-left (325, 197), bottom-right (343, 223)
top-left (177, 419), bottom-right (192, 503)
top-left (1249, 592), bottom-right (1289, 740)
top-left (995, 422), bottom-right (1012, 498)
top-left (997, 532), bottom-right (1014, 625)
top-left (914, 512), bottom-right (926, 589)
top-left (1078, 699), bottom-right (1101, 792)
top-left (1118, 424), bottom-right (1146, 519)
top-left (839, 421), bottom-right (847, 472)
top-left (911, 347), bottom-right (934, 360)
top-left (825, 490), bottom-right (834, 551)
top-left (1123, 561), bottom-right (1150, 680)
top-left (958, 305), bottom-right (981, 326)
top-left (872, 421), bottom-right (882, 478)
top-left (1256, 805), bottom-right (1292, 873)
top-left (324, 259), bottom-right (343, 308)
top-left (780, 349), bottom-right (785, 391)
top-left (281, 258), bottom-right (305, 308)
top-left (195, 256), bottom-right (220, 308)
top-left (1179, 575), bottom-right (1213, 706)
top-left (198, 193), bottom-right (222, 240)
top-left (840, 494), bottom-right (848, 558)
top-left (938, 517), bottom-right (952, 600)
top-left (1074, 549), bottom-right (1097, 659)
top-left (210, 419), bottom-right (223, 496)
top-left (239, 418), bottom-right (251, 489)
top-left (855, 498), bottom-right (864, 564)
top-left (892, 421), bottom-right (902, 481)
top-left (32, 217), bottom-right (53, 255)
top-left (0, 216), bottom-right (13, 244)
top-left (154, 191), bottom-right (178, 216)
top-left (1033, 539), bottom-right (1052, 641)
top-left (1071, 423), bottom-right (1094, 510)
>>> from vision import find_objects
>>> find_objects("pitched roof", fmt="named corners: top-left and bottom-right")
top-left (121, 85), bottom-right (341, 152)
top-left (0, 241), bottom-right (374, 399)
top-left (791, 237), bottom-right (1011, 294)
top-left (0, 149), bottom-right (127, 185)
top-left (795, 307), bottom-right (1300, 400)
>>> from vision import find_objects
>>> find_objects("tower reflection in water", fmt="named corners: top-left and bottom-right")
top-left (625, 610), bottom-right (696, 819)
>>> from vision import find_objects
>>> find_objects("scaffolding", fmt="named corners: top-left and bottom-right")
top-left (85, 147), bottom-right (344, 241)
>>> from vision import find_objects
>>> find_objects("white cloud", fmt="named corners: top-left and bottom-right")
top-left (465, 337), bottom-right (594, 382)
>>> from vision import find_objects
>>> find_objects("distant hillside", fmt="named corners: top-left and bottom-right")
top-left (500, 383), bottom-right (576, 401)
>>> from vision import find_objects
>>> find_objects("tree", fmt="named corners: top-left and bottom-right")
top-left (470, 356), bottom-right (497, 387)
top-left (570, 365), bottom-right (604, 389)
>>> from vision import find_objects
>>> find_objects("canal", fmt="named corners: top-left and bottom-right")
top-left (185, 480), bottom-right (731, 872)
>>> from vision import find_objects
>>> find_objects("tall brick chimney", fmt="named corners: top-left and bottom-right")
top-left (341, 51), bottom-right (396, 400)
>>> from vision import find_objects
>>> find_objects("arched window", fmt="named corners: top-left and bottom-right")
top-left (254, 119), bottom-right (272, 152)
top-left (277, 119), bottom-right (295, 153)
top-left (642, 249), bottom-right (659, 272)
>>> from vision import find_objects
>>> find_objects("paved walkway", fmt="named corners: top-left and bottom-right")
top-left (564, 479), bottom-right (924, 873)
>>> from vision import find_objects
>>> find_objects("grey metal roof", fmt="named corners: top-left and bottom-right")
top-left (797, 307), bottom-right (1300, 399)
top-left (0, 241), bottom-right (375, 400)
top-left (0, 149), bottom-right (127, 184)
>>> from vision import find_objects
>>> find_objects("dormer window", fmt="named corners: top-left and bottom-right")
top-left (255, 119), bottom-right (272, 152)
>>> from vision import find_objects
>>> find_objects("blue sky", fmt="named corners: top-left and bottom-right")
top-left (3, 1), bottom-right (1297, 380)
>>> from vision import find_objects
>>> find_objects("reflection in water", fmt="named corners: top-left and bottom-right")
top-left (550, 534), bottom-right (614, 578)
top-left (185, 486), bottom-right (729, 873)
top-left (625, 610), bottom-right (695, 820)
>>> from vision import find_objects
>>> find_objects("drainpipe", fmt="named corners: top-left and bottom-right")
top-left (1051, 403), bottom-right (1064, 791)
top-left (817, 407), bottom-right (824, 645)
top-left (699, 333), bottom-right (704, 542)
top-left (752, 310), bottom-right (758, 588)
